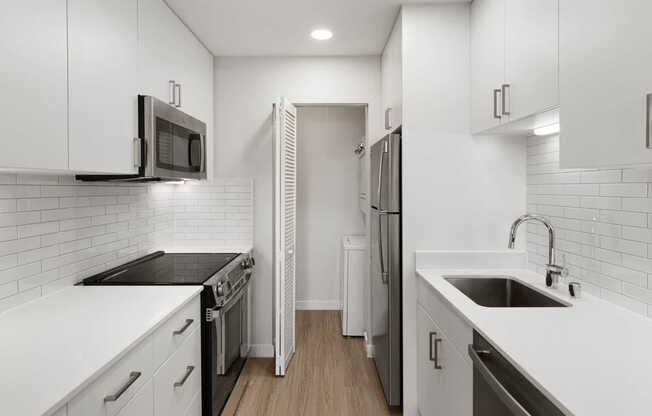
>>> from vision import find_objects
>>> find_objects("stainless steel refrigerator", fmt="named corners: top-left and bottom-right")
top-left (370, 132), bottom-right (402, 406)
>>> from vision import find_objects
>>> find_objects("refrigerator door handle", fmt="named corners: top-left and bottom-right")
top-left (378, 213), bottom-right (388, 284)
top-left (376, 141), bottom-right (386, 211)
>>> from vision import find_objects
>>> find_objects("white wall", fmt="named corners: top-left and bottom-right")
top-left (295, 106), bottom-right (366, 310)
top-left (400, 5), bottom-right (527, 414)
top-left (213, 56), bottom-right (382, 355)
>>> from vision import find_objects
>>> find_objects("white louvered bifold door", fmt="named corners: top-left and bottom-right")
top-left (273, 97), bottom-right (297, 376)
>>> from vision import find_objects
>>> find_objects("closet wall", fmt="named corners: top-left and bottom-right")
top-left (295, 106), bottom-right (366, 309)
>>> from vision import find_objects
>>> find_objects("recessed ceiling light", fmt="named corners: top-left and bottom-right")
top-left (533, 123), bottom-right (560, 136)
top-left (311, 29), bottom-right (333, 41)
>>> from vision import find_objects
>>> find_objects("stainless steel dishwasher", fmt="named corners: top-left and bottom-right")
top-left (468, 331), bottom-right (566, 416)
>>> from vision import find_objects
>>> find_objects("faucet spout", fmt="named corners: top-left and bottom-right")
top-left (508, 214), bottom-right (563, 288)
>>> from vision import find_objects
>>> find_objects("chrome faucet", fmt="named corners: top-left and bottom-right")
top-left (508, 214), bottom-right (565, 288)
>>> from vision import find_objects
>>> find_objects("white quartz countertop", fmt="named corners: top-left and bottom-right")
top-left (417, 263), bottom-right (652, 416)
top-left (0, 285), bottom-right (202, 416)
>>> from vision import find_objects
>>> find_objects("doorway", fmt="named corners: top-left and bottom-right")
top-left (295, 105), bottom-right (366, 311)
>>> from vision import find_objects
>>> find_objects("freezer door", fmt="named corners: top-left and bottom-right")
top-left (370, 135), bottom-right (401, 212)
top-left (371, 209), bottom-right (402, 406)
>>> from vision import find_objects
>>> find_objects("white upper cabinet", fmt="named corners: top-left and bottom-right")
top-left (505, 0), bottom-right (558, 122)
top-left (0, 0), bottom-right (68, 170)
top-left (139, 0), bottom-right (213, 125)
top-left (471, 0), bottom-right (506, 133)
top-left (68, 0), bottom-right (139, 174)
top-left (471, 0), bottom-right (558, 134)
top-left (381, 15), bottom-right (402, 132)
top-left (559, 0), bottom-right (652, 168)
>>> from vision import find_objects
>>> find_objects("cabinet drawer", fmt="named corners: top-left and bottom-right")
top-left (183, 391), bottom-right (202, 416)
top-left (116, 379), bottom-right (153, 416)
top-left (417, 277), bottom-right (472, 364)
top-left (154, 327), bottom-right (202, 416)
top-left (52, 406), bottom-right (67, 416)
top-left (68, 337), bottom-right (154, 416)
top-left (152, 295), bottom-right (200, 367)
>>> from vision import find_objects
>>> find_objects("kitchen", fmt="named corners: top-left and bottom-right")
top-left (1, 0), bottom-right (652, 415)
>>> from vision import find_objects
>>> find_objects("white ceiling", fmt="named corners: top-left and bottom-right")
top-left (165, 0), bottom-right (468, 56)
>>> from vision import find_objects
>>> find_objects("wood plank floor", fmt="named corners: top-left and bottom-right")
top-left (222, 310), bottom-right (402, 416)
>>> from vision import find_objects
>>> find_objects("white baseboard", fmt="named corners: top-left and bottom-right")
top-left (366, 343), bottom-right (375, 358)
top-left (296, 300), bottom-right (342, 310)
top-left (249, 343), bottom-right (274, 357)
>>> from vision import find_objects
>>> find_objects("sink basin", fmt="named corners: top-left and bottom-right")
top-left (443, 276), bottom-right (568, 308)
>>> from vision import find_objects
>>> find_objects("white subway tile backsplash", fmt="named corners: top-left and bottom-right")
top-left (580, 170), bottom-right (622, 183)
top-left (622, 198), bottom-right (652, 213)
top-left (0, 177), bottom-right (253, 311)
top-left (599, 183), bottom-right (647, 197)
top-left (527, 135), bottom-right (652, 316)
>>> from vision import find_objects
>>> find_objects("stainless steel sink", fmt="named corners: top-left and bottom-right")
top-left (443, 276), bottom-right (568, 308)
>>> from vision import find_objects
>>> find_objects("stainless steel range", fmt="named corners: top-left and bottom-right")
top-left (82, 250), bottom-right (254, 416)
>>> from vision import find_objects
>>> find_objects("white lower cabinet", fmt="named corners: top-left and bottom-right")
top-left (53, 406), bottom-right (68, 416)
top-left (417, 303), bottom-right (472, 416)
top-left (63, 295), bottom-right (201, 416)
top-left (68, 337), bottom-right (155, 416)
top-left (183, 391), bottom-right (202, 416)
top-left (116, 380), bottom-right (154, 416)
top-left (153, 327), bottom-right (202, 416)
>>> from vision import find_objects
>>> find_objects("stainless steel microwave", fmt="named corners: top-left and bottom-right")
top-left (76, 95), bottom-right (207, 182)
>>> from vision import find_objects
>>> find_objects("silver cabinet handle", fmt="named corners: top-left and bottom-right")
top-left (385, 107), bottom-right (392, 130)
top-left (468, 346), bottom-right (532, 416)
top-left (175, 83), bottom-right (182, 108)
top-left (169, 80), bottom-right (176, 105)
top-left (429, 332), bottom-right (443, 370)
top-left (173, 319), bottom-right (194, 335)
top-left (501, 84), bottom-right (511, 116)
top-left (103, 371), bottom-right (141, 402)
top-left (133, 138), bottom-right (142, 168)
top-left (493, 89), bottom-right (502, 120)
top-left (174, 365), bottom-right (195, 388)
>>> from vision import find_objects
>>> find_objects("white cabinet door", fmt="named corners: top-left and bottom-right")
top-left (381, 15), bottom-right (402, 132)
top-left (116, 380), bottom-right (153, 416)
top-left (139, 0), bottom-right (212, 121)
top-left (505, 0), bottom-right (558, 122)
top-left (139, 0), bottom-right (185, 106)
top-left (559, 0), bottom-right (652, 168)
top-left (471, 0), bottom-right (506, 133)
top-left (0, 0), bottom-right (68, 170)
top-left (417, 305), bottom-right (472, 416)
top-left (177, 37), bottom-right (213, 124)
top-left (68, 0), bottom-right (138, 174)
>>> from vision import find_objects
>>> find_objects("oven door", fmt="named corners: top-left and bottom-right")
top-left (142, 95), bottom-right (207, 180)
top-left (214, 279), bottom-right (250, 376)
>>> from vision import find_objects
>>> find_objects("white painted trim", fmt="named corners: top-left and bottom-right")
top-left (366, 343), bottom-right (375, 358)
top-left (295, 300), bottom-right (342, 310)
top-left (249, 343), bottom-right (274, 358)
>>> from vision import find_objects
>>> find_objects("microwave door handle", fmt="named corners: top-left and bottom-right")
top-left (200, 135), bottom-right (206, 173)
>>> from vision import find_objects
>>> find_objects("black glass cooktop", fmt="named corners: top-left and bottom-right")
top-left (82, 251), bottom-right (239, 285)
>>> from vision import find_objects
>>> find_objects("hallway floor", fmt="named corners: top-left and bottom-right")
top-left (222, 310), bottom-right (402, 416)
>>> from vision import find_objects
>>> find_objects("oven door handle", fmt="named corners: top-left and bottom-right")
top-left (468, 345), bottom-right (532, 416)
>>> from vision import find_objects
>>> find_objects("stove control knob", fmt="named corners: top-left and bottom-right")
top-left (241, 257), bottom-right (253, 269)
top-left (217, 281), bottom-right (232, 297)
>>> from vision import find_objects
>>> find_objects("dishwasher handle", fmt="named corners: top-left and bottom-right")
top-left (468, 345), bottom-right (532, 416)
